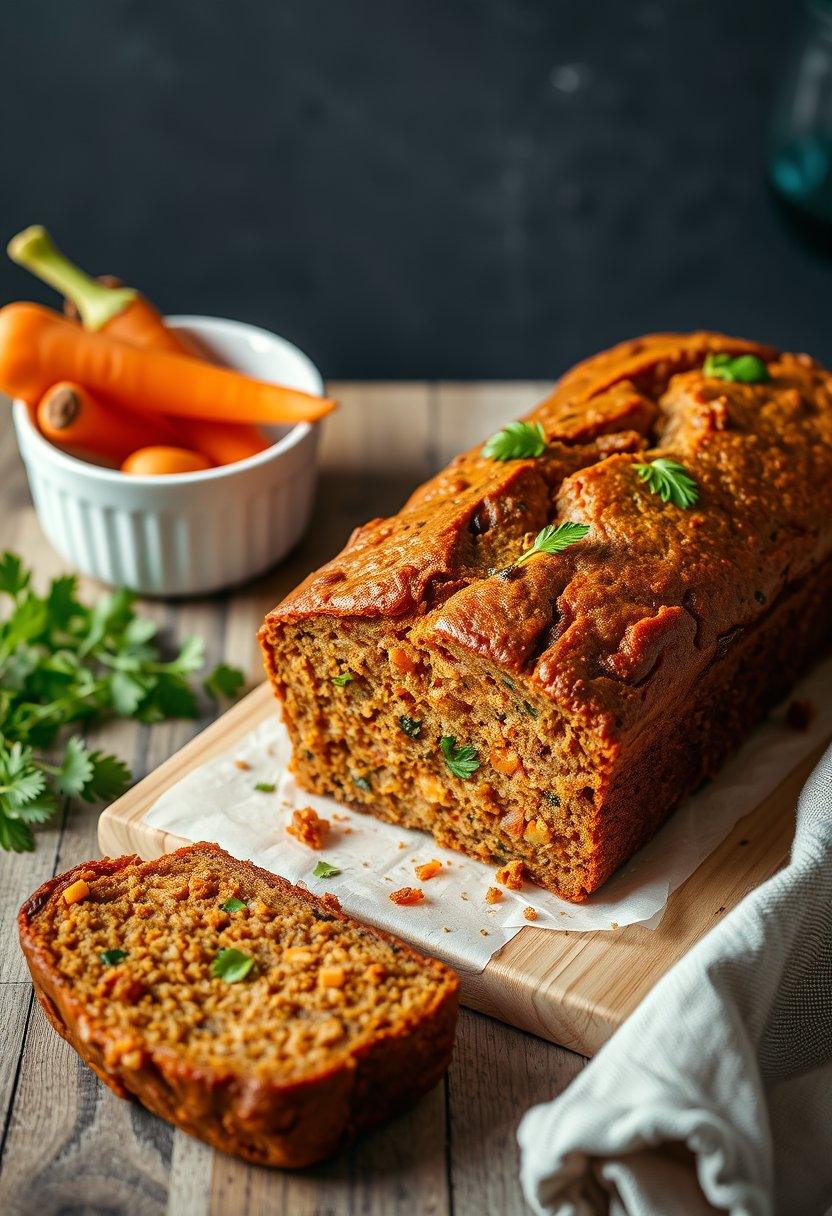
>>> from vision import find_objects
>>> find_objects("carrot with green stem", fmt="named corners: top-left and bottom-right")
top-left (8, 226), bottom-right (273, 463)
top-left (37, 381), bottom-right (179, 464)
top-left (8, 225), bottom-right (195, 355)
top-left (0, 303), bottom-right (336, 425)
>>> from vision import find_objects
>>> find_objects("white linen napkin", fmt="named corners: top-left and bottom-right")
top-left (518, 743), bottom-right (832, 1216)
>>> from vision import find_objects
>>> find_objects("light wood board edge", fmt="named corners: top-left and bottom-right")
top-left (98, 683), bottom-right (821, 1056)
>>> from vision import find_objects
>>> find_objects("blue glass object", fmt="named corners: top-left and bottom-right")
top-left (769, 1), bottom-right (832, 244)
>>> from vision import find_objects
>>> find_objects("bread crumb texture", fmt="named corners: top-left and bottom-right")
top-left (415, 860), bottom-right (442, 881)
top-left (24, 847), bottom-right (456, 1084)
top-left (495, 860), bottom-right (525, 890)
top-left (389, 887), bottom-right (425, 906)
top-left (286, 806), bottom-right (329, 850)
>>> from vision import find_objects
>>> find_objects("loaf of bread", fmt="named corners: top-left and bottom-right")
top-left (260, 333), bottom-right (832, 901)
top-left (18, 843), bottom-right (459, 1166)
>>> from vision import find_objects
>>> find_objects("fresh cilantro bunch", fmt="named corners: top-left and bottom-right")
top-left (0, 552), bottom-right (244, 852)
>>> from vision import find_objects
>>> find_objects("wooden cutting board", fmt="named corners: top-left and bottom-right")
top-left (97, 681), bottom-right (823, 1056)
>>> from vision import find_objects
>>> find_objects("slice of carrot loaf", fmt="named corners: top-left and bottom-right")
top-left (260, 331), bottom-right (832, 901)
top-left (18, 843), bottom-right (459, 1167)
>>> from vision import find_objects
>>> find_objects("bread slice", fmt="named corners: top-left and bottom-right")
top-left (18, 843), bottom-right (459, 1167)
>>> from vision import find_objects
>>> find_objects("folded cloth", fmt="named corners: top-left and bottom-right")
top-left (518, 743), bottom-right (832, 1216)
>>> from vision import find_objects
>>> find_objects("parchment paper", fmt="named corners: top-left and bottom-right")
top-left (144, 657), bottom-right (832, 971)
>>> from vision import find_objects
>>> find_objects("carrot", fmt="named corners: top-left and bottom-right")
top-left (0, 303), bottom-right (335, 425)
top-left (7, 226), bottom-right (195, 355)
top-left (37, 381), bottom-right (178, 464)
top-left (173, 417), bottom-right (271, 464)
top-left (8, 227), bottom-right (273, 464)
top-left (122, 446), bottom-right (212, 476)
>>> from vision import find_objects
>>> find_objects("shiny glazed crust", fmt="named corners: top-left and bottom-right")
top-left (18, 845), bottom-right (459, 1168)
top-left (260, 333), bottom-right (832, 899)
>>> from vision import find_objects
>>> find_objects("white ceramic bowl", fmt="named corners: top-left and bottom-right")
top-left (13, 315), bottom-right (324, 596)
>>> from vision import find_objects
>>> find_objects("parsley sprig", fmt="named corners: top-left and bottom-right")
top-left (515, 522), bottom-right (590, 567)
top-left (481, 420), bottom-right (547, 461)
top-left (0, 553), bottom-right (244, 852)
top-left (635, 458), bottom-right (699, 509)
top-left (703, 353), bottom-right (770, 384)
top-left (440, 736), bottom-right (480, 779)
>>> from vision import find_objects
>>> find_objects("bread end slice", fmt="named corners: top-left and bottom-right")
top-left (18, 843), bottom-right (459, 1167)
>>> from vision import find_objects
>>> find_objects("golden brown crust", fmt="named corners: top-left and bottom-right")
top-left (260, 331), bottom-right (832, 900)
top-left (18, 844), bottom-right (459, 1167)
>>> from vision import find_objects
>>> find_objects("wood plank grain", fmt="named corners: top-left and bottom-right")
top-left (166, 1132), bottom-right (213, 1216)
top-left (0, 985), bottom-right (31, 1138)
top-left (0, 999), bottom-right (170, 1216)
top-left (447, 1008), bottom-right (584, 1215)
top-left (323, 382), bottom-right (434, 475)
top-left (209, 1080), bottom-right (449, 1216)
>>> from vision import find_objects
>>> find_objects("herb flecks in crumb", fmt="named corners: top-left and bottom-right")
top-left (482, 420), bottom-right (547, 461)
top-left (515, 522), bottom-right (590, 567)
top-left (331, 671), bottom-right (355, 687)
top-left (220, 898), bottom-right (246, 912)
top-left (313, 860), bottom-right (341, 879)
top-left (398, 715), bottom-right (422, 738)
top-left (635, 458), bottom-right (699, 509)
top-left (212, 947), bottom-right (254, 983)
top-left (352, 773), bottom-right (371, 792)
top-left (523, 701), bottom-right (539, 718)
top-left (0, 553), bottom-right (243, 852)
top-left (440, 736), bottom-right (480, 780)
top-left (100, 948), bottom-right (128, 966)
top-left (703, 352), bottom-right (770, 384)
top-left (254, 781), bottom-right (276, 793)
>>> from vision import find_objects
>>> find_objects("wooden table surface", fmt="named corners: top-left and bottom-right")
top-left (0, 384), bottom-right (585, 1216)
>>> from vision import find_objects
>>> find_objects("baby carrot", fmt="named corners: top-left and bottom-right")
top-left (0, 304), bottom-right (335, 425)
top-left (37, 381), bottom-right (179, 464)
top-left (122, 446), bottom-right (212, 476)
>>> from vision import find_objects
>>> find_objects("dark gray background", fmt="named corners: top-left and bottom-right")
top-left (1, 1), bottom-right (823, 378)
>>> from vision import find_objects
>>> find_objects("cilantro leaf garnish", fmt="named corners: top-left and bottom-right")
top-left (635, 458), bottom-right (699, 509)
top-left (481, 420), bottom-right (547, 461)
top-left (313, 860), bottom-right (341, 879)
top-left (440, 736), bottom-right (480, 780)
top-left (331, 671), bottom-right (354, 687)
top-left (0, 552), bottom-right (243, 852)
top-left (515, 522), bottom-right (590, 567)
top-left (398, 715), bottom-right (422, 738)
top-left (100, 948), bottom-right (128, 966)
top-left (211, 947), bottom-right (254, 983)
top-left (220, 898), bottom-right (247, 912)
top-left (703, 353), bottom-right (770, 384)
